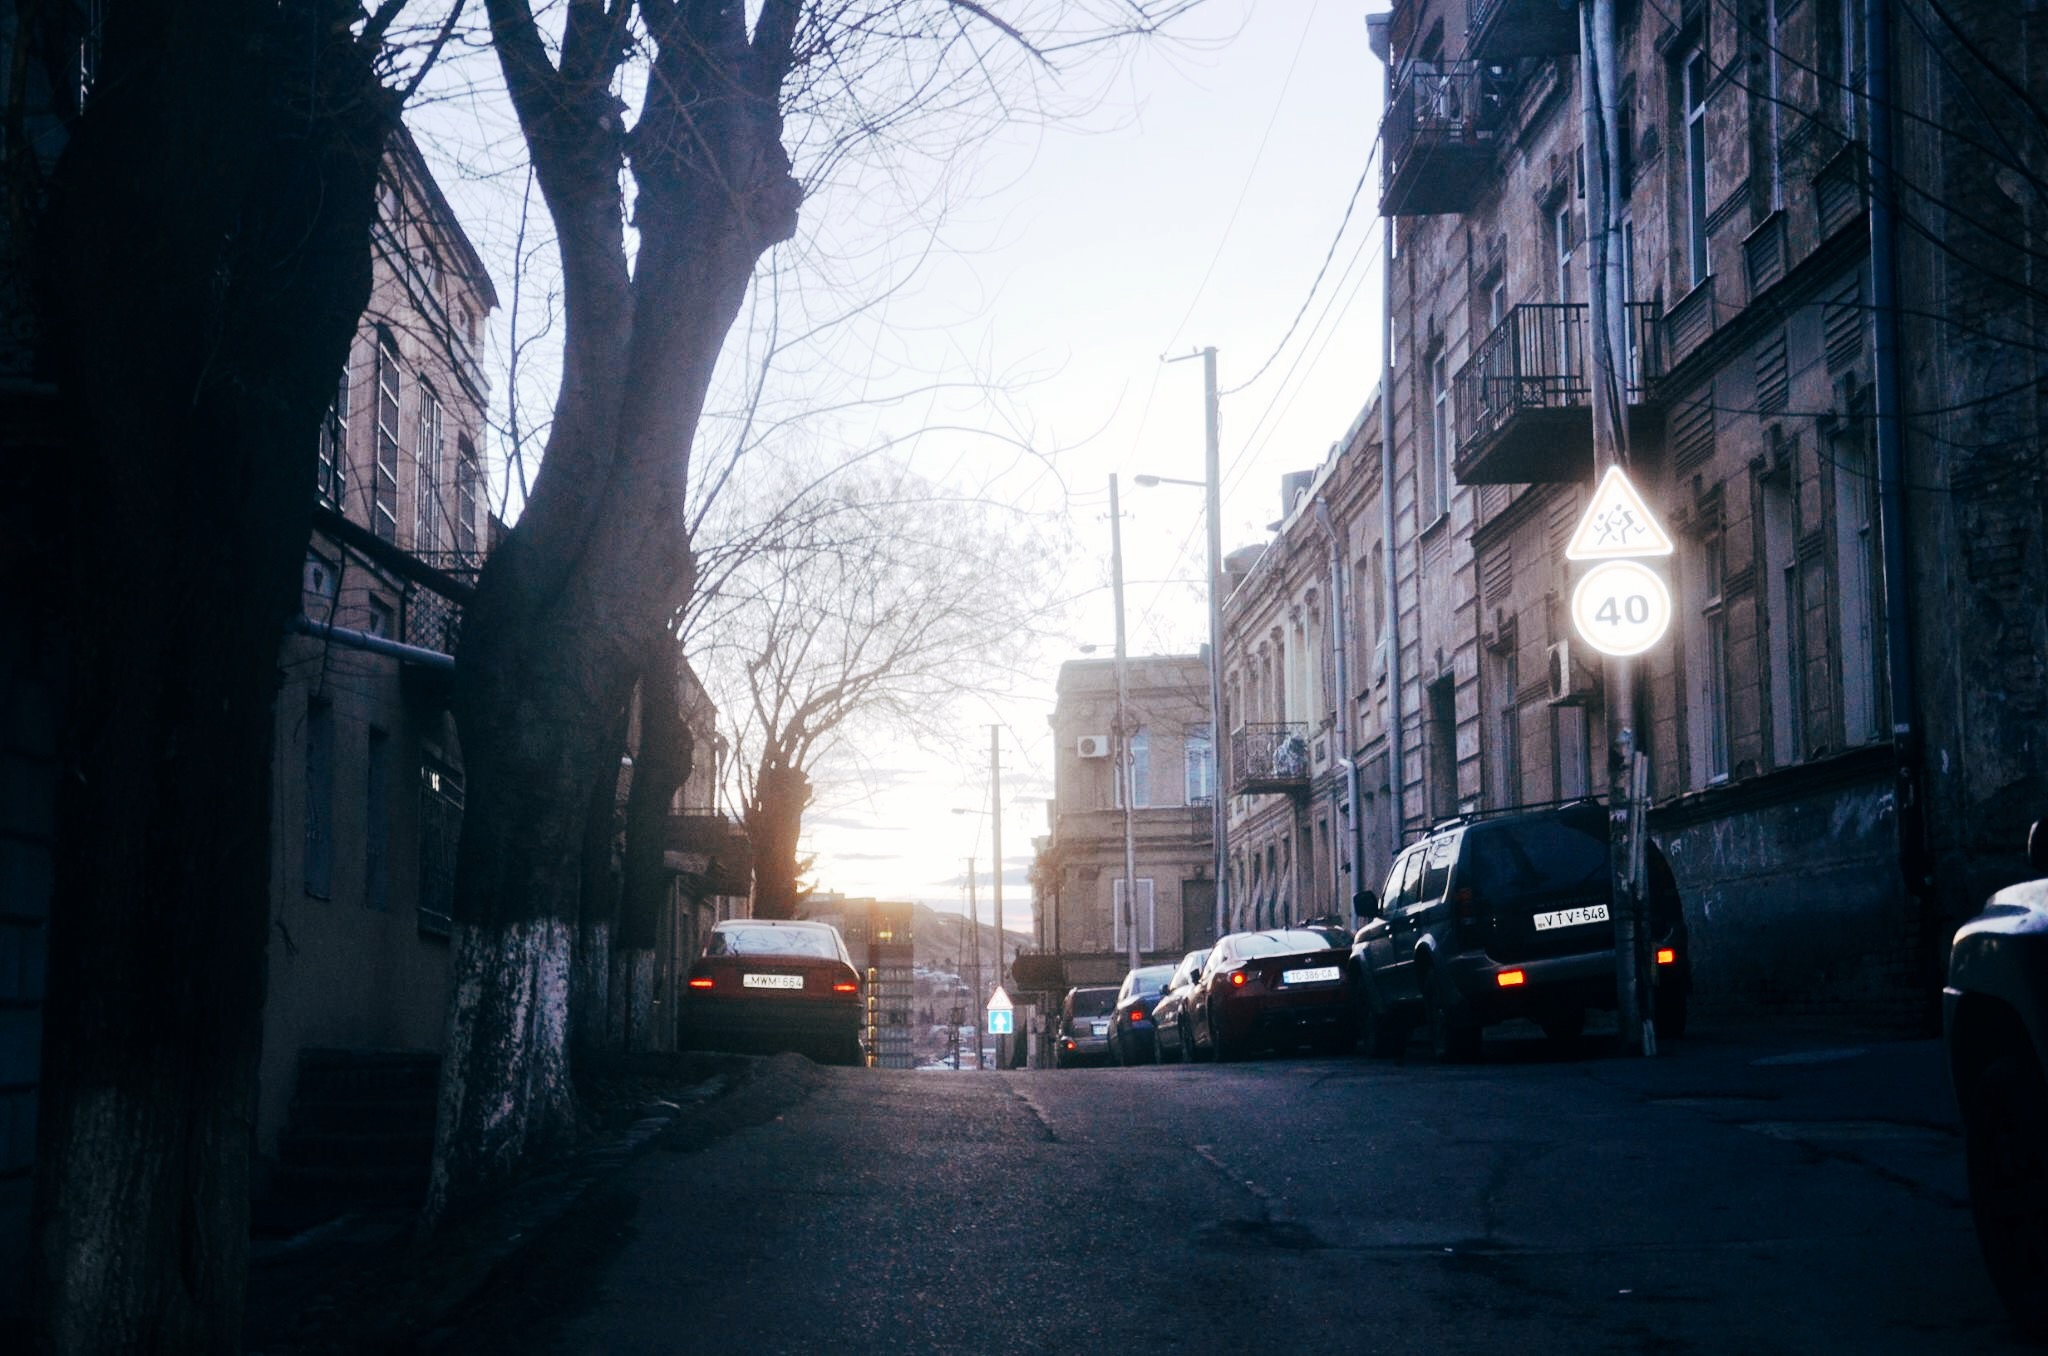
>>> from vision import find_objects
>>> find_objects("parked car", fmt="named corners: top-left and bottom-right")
top-left (1349, 801), bottom-right (1691, 1062)
top-left (1187, 929), bottom-right (1355, 1060)
top-left (1946, 816), bottom-right (2048, 1340)
top-left (679, 918), bottom-right (864, 1065)
top-left (1054, 985), bottom-right (1121, 1068)
top-left (1150, 947), bottom-right (1213, 1064)
top-left (1108, 963), bottom-right (1177, 1065)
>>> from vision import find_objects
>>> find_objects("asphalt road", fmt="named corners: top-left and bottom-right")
top-left (501, 1024), bottom-right (2032, 1354)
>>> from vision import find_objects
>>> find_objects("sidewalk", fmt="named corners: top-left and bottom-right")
top-left (245, 1052), bottom-right (817, 1355)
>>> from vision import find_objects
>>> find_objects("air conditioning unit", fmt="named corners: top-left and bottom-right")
top-left (1076, 734), bottom-right (1111, 759)
top-left (1547, 641), bottom-right (1600, 706)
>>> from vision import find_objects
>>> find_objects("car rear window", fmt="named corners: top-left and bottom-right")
top-left (1236, 930), bottom-right (1339, 957)
top-left (706, 925), bottom-right (841, 960)
top-left (1070, 988), bottom-right (1118, 1017)
top-left (1122, 965), bottom-right (1175, 998)
top-left (1463, 816), bottom-right (1610, 899)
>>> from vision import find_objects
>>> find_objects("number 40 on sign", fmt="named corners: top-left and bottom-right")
top-left (1571, 558), bottom-right (1672, 657)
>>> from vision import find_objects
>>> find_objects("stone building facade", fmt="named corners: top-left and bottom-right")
top-left (1042, 655), bottom-right (1219, 986)
top-left (1258, 0), bottom-right (2048, 1024)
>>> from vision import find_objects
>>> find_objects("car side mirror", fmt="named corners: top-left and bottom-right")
top-left (2029, 818), bottom-right (2048, 876)
top-left (1354, 889), bottom-right (1378, 920)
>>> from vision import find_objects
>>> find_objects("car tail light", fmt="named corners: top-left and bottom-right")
top-left (1655, 947), bottom-right (1676, 966)
top-left (1495, 969), bottom-right (1527, 988)
top-left (832, 980), bottom-right (860, 993)
top-left (1130, 1008), bottom-right (1146, 1024)
top-left (1062, 1038), bottom-right (1076, 1050)
top-left (687, 976), bottom-right (714, 989)
top-left (1454, 886), bottom-right (1481, 928)
top-left (1229, 971), bottom-right (1247, 987)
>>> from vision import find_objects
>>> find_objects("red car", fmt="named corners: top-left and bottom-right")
top-left (680, 919), bottom-right (865, 1066)
top-left (1188, 928), bottom-right (1357, 1060)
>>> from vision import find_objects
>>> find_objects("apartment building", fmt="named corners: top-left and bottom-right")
top-left (1352, 0), bottom-right (2048, 1021)
top-left (1042, 655), bottom-right (1219, 986)
top-left (257, 124), bottom-right (499, 1163)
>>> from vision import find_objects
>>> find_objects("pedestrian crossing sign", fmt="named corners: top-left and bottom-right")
top-left (986, 986), bottom-right (1013, 1035)
top-left (1564, 465), bottom-right (1675, 561)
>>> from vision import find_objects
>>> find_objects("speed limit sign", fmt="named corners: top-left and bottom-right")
top-left (1570, 559), bottom-right (1672, 657)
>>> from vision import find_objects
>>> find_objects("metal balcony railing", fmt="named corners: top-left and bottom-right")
top-left (1231, 723), bottom-right (1311, 795)
top-left (1381, 60), bottom-right (1514, 215)
top-left (1468, 0), bottom-right (1580, 59)
top-left (1455, 302), bottom-right (1664, 453)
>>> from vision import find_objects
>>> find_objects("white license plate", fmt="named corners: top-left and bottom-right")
top-left (1533, 904), bottom-right (1610, 932)
top-left (1283, 965), bottom-right (1342, 985)
top-left (743, 972), bottom-right (804, 990)
top-left (1091, 1020), bottom-right (1109, 1036)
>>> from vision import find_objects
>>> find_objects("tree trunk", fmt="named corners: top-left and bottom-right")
top-left (746, 764), bottom-right (813, 920)
top-left (617, 635), bottom-right (692, 1051)
top-left (26, 4), bottom-right (392, 1347)
top-left (573, 708), bottom-right (627, 1054)
top-left (431, 17), bottom-right (801, 1217)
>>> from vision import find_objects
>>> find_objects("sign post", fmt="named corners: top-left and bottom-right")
top-left (1565, 464), bottom-right (1673, 1056)
top-left (986, 986), bottom-right (1014, 1039)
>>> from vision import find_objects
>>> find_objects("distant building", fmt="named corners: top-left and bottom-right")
top-left (1041, 655), bottom-right (1218, 987)
top-left (802, 894), bottom-right (915, 1068)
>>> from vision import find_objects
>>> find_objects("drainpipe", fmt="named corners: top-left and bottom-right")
top-left (1863, 0), bottom-right (1932, 989)
top-left (1369, 11), bottom-right (1406, 859)
top-left (289, 613), bottom-right (456, 669)
top-left (1313, 500), bottom-right (1367, 920)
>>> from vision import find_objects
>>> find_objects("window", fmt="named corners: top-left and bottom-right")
top-left (1763, 469), bottom-right (1803, 766)
top-left (317, 351), bottom-right (349, 506)
top-left (1687, 529), bottom-right (1730, 784)
top-left (456, 435), bottom-right (481, 559)
top-left (415, 382), bottom-right (443, 554)
top-left (1113, 877), bottom-right (1157, 954)
top-left (1426, 674), bottom-right (1458, 822)
top-left (365, 728), bottom-right (390, 911)
top-left (1764, 0), bottom-right (1784, 210)
top-left (1683, 48), bottom-right (1711, 286)
top-left (1833, 424), bottom-right (1884, 745)
top-left (1489, 644), bottom-right (1521, 808)
top-left (1489, 277), bottom-right (1507, 330)
top-left (418, 760), bottom-right (464, 936)
top-left (1113, 726), bottom-right (1152, 808)
top-left (374, 331), bottom-right (402, 543)
top-left (304, 701), bottom-right (334, 898)
top-left (1184, 725), bottom-right (1215, 805)
top-left (1555, 704), bottom-right (1590, 799)
top-left (1554, 201), bottom-right (1577, 374)
top-left (366, 596), bottom-right (395, 639)
top-left (1428, 352), bottom-right (1452, 521)
top-left (1417, 829), bottom-right (1461, 903)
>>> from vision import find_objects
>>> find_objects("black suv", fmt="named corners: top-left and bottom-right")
top-left (1945, 817), bottom-right (2048, 1340)
top-left (1349, 801), bottom-right (1691, 1060)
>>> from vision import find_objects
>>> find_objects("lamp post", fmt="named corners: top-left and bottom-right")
top-left (951, 804), bottom-right (1007, 1068)
top-left (1135, 458), bottom-right (1228, 946)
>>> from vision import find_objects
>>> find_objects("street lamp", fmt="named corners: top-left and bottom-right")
top-left (1134, 452), bottom-right (1229, 943)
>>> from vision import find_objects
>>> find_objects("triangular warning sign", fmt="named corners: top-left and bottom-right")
top-left (1564, 465), bottom-right (1675, 561)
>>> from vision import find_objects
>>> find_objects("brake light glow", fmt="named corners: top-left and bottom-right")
top-left (1229, 971), bottom-right (1247, 987)
top-left (832, 980), bottom-right (860, 992)
top-left (1495, 969), bottom-right (1527, 988)
top-left (1131, 1008), bottom-right (1146, 1023)
top-left (687, 977), bottom-right (714, 989)
top-left (1655, 947), bottom-right (1676, 965)
top-left (1062, 1038), bottom-right (1076, 1050)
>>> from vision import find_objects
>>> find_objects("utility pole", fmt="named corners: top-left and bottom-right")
top-left (965, 859), bottom-right (984, 1070)
top-left (1199, 347), bottom-right (1229, 943)
top-left (1109, 475), bottom-right (1141, 976)
top-left (1580, 0), bottom-right (1653, 1055)
top-left (989, 724), bottom-right (1007, 1067)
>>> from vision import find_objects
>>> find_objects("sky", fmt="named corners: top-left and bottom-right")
top-left (416, 1), bottom-right (1392, 940)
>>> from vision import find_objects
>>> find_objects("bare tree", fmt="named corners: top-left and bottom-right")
top-left (435, 0), bottom-right (1188, 1220)
top-left (694, 461), bottom-right (1058, 918)
top-left (5, 0), bottom-right (461, 1345)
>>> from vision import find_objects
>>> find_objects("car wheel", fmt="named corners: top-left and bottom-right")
top-left (1426, 985), bottom-right (1481, 1063)
top-left (1149, 1030), bottom-right (1164, 1065)
top-left (1178, 1015), bottom-right (1198, 1064)
top-left (1316, 1026), bottom-right (1357, 1057)
top-left (1654, 984), bottom-right (1689, 1040)
top-left (1965, 1052), bottom-right (2048, 1339)
top-left (1109, 1031), bottom-right (1123, 1066)
top-left (1540, 1008), bottom-right (1586, 1049)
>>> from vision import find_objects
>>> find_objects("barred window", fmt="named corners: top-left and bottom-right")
top-left (456, 435), bottom-right (480, 559)
top-left (414, 382), bottom-right (443, 554)
top-left (374, 330), bottom-right (402, 543)
top-left (316, 351), bottom-right (349, 507)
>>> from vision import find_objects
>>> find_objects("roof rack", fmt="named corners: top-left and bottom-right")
top-left (1417, 795), bottom-right (1606, 836)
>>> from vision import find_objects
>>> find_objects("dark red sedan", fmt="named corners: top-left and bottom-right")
top-left (1188, 928), bottom-right (1356, 1060)
top-left (679, 919), bottom-right (865, 1065)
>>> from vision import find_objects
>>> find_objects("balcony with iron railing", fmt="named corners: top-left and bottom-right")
top-left (1380, 60), bottom-right (1515, 217)
top-left (1231, 723), bottom-right (1311, 797)
top-left (1467, 0), bottom-right (1579, 61)
top-left (1452, 302), bottom-right (1665, 485)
